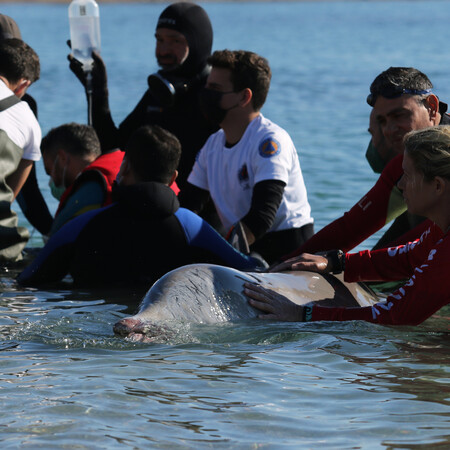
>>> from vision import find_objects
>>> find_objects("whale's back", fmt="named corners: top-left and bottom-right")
top-left (134, 264), bottom-right (379, 324)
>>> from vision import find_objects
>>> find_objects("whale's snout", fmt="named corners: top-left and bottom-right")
top-left (114, 316), bottom-right (172, 342)
top-left (114, 317), bottom-right (143, 336)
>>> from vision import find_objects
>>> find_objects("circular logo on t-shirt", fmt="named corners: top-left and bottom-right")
top-left (259, 138), bottom-right (281, 158)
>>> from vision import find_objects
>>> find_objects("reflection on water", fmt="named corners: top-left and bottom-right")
top-left (0, 291), bottom-right (449, 447)
top-left (0, 0), bottom-right (449, 447)
top-left (1, 268), bottom-right (450, 447)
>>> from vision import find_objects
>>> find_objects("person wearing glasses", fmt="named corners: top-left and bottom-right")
top-left (276, 67), bottom-right (450, 267)
top-left (245, 125), bottom-right (450, 326)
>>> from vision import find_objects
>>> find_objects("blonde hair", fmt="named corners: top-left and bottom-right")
top-left (404, 125), bottom-right (450, 181)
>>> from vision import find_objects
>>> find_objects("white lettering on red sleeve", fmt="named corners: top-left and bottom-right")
top-left (358, 196), bottom-right (372, 211)
top-left (371, 301), bottom-right (394, 319)
top-left (387, 227), bottom-right (433, 258)
top-left (370, 260), bottom-right (432, 321)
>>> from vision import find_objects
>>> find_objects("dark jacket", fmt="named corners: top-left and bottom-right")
top-left (18, 182), bottom-right (262, 287)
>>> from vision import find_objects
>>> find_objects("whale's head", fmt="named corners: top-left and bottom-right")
top-left (113, 317), bottom-right (172, 343)
top-left (113, 263), bottom-right (378, 342)
top-left (113, 264), bottom-right (260, 341)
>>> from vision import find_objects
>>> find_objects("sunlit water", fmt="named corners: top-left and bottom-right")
top-left (0, 1), bottom-right (449, 448)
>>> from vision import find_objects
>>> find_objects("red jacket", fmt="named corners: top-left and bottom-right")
top-left (286, 154), bottom-right (408, 257)
top-left (308, 224), bottom-right (449, 325)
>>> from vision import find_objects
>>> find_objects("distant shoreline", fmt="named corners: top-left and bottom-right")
top-left (0, 0), bottom-right (387, 3)
top-left (0, 0), bottom-right (310, 3)
top-left (0, 0), bottom-right (315, 3)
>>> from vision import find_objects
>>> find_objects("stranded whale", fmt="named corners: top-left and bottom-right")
top-left (113, 264), bottom-right (379, 342)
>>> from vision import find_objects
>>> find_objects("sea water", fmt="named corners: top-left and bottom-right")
top-left (0, 1), bottom-right (449, 448)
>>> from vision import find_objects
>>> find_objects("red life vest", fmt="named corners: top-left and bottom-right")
top-left (56, 150), bottom-right (125, 217)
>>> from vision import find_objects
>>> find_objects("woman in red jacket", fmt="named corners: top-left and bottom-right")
top-left (244, 125), bottom-right (450, 326)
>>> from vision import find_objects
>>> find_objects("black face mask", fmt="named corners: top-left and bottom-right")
top-left (199, 88), bottom-right (238, 126)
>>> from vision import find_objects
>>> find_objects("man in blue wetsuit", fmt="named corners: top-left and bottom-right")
top-left (18, 125), bottom-right (265, 287)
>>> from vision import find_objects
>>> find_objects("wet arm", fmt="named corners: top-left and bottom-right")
top-left (16, 209), bottom-right (101, 286)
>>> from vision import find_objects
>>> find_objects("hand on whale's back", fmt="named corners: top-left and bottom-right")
top-left (113, 264), bottom-right (379, 341)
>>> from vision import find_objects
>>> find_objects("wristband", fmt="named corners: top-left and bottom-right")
top-left (325, 249), bottom-right (345, 274)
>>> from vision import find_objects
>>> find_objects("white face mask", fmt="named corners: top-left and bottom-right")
top-left (48, 155), bottom-right (68, 200)
top-left (48, 178), bottom-right (65, 200)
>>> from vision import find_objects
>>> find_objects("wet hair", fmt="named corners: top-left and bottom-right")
top-left (404, 125), bottom-right (450, 182)
top-left (207, 49), bottom-right (271, 111)
top-left (124, 125), bottom-right (181, 184)
top-left (368, 67), bottom-right (433, 107)
top-left (41, 123), bottom-right (101, 160)
top-left (0, 38), bottom-right (39, 84)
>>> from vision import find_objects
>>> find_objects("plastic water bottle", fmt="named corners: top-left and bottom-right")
top-left (68, 0), bottom-right (101, 72)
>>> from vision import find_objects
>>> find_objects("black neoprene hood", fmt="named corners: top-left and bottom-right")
top-left (156, 2), bottom-right (213, 78)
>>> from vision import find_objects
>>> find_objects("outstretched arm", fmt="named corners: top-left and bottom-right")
top-left (249, 227), bottom-right (450, 326)
top-left (281, 155), bottom-right (406, 258)
top-left (175, 208), bottom-right (267, 271)
top-left (68, 49), bottom-right (119, 152)
top-left (16, 163), bottom-right (53, 235)
top-left (18, 207), bottom-right (102, 286)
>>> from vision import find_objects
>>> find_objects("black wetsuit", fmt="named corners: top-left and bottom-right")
top-left (18, 182), bottom-right (263, 287)
top-left (89, 3), bottom-right (217, 190)
top-left (93, 79), bottom-right (216, 190)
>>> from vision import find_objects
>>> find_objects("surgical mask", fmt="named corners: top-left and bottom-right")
top-left (49, 155), bottom-right (68, 200)
top-left (199, 88), bottom-right (238, 126)
top-left (49, 178), bottom-right (65, 200)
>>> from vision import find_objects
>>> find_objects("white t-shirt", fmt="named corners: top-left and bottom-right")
top-left (188, 114), bottom-right (313, 232)
top-left (0, 80), bottom-right (41, 161)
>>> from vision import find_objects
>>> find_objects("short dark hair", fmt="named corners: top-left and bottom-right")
top-left (367, 67), bottom-right (433, 107)
top-left (124, 125), bottom-right (181, 184)
top-left (41, 123), bottom-right (101, 160)
top-left (207, 50), bottom-right (271, 111)
top-left (0, 38), bottom-right (39, 84)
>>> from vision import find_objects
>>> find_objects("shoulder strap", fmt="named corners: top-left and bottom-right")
top-left (0, 95), bottom-right (20, 112)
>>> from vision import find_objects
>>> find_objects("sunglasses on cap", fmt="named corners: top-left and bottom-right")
top-left (367, 88), bottom-right (432, 107)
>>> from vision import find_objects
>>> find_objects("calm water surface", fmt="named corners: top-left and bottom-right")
top-left (0, 1), bottom-right (449, 448)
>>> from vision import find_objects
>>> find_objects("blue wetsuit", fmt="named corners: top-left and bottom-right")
top-left (18, 181), bottom-right (263, 287)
